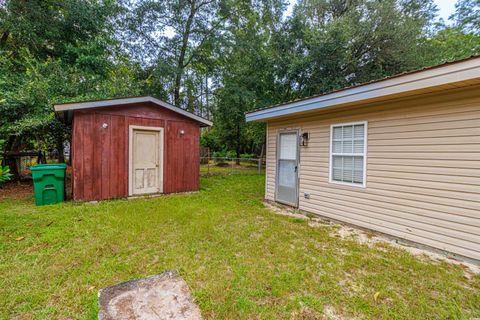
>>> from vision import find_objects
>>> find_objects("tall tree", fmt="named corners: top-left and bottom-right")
top-left (451, 0), bottom-right (480, 35)
top-left (419, 0), bottom-right (480, 66)
top-left (2, 0), bottom-right (477, 163)
top-left (213, 0), bottom-right (286, 160)
top-left (0, 0), bottom-right (139, 169)
top-left (119, 0), bottom-right (223, 108)
top-left (273, 0), bottom-right (437, 97)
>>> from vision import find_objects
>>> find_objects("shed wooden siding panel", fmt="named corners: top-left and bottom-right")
top-left (265, 86), bottom-right (480, 260)
top-left (165, 121), bottom-right (200, 193)
top-left (72, 103), bottom-right (200, 201)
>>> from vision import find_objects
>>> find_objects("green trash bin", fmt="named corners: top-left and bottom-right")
top-left (31, 163), bottom-right (67, 206)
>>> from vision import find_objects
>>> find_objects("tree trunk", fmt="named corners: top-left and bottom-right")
top-left (0, 31), bottom-right (9, 48)
top-left (174, 0), bottom-right (197, 107)
top-left (174, 74), bottom-right (182, 107)
top-left (67, 136), bottom-right (72, 166)
top-left (235, 125), bottom-right (241, 165)
top-left (4, 136), bottom-right (20, 179)
top-left (259, 142), bottom-right (265, 159)
top-left (205, 75), bottom-right (209, 119)
top-left (56, 137), bottom-right (65, 163)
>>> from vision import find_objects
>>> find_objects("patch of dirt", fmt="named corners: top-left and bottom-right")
top-left (264, 202), bottom-right (312, 222)
top-left (290, 306), bottom-right (323, 320)
top-left (0, 181), bottom-right (33, 200)
top-left (335, 225), bottom-right (387, 246)
top-left (0, 166), bottom-right (73, 201)
top-left (265, 202), bottom-right (480, 276)
top-left (290, 305), bottom-right (349, 320)
top-left (335, 224), bottom-right (480, 276)
top-left (323, 305), bottom-right (347, 320)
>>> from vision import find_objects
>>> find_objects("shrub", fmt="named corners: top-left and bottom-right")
top-left (211, 150), bottom-right (225, 158)
top-left (225, 150), bottom-right (237, 158)
top-left (240, 153), bottom-right (255, 160)
top-left (0, 165), bottom-right (13, 186)
top-left (212, 150), bottom-right (237, 164)
top-left (240, 153), bottom-right (257, 164)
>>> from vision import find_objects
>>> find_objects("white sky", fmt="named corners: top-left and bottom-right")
top-left (285, 0), bottom-right (458, 22)
top-left (164, 0), bottom-right (456, 38)
top-left (434, 0), bottom-right (457, 21)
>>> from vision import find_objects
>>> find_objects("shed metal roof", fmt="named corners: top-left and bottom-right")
top-left (54, 96), bottom-right (213, 127)
top-left (246, 56), bottom-right (480, 122)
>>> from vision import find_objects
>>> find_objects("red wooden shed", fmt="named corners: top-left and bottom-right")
top-left (54, 97), bottom-right (212, 201)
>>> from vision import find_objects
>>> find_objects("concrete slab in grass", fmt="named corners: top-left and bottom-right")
top-left (98, 271), bottom-right (202, 320)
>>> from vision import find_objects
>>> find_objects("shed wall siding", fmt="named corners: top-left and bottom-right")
top-left (265, 86), bottom-right (480, 260)
top-left (72, 103), bottom-right (200, 201)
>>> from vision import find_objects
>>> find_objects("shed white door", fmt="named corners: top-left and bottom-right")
top-left (276, 131), bottom-right (299, 206)
top-left (129, 127), bottom-right (163, 195)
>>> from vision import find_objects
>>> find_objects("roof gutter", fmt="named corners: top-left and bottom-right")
top-left (246, 57), bottom-right (480, 122)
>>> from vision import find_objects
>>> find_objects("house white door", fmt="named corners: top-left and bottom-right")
top-left (129, 127), bottom-right (163, 195)
top-left (276, 130), bottom-right (299, 206)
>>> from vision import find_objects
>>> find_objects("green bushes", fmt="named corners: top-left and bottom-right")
top-left (211, 150), bottom-right (236, 165)
top-left (0, 165), bottom-right (12, 186)
top-left (211, 151), bottom-right (256, 160)
top-left (211, 150), bottom-right (237, 159)
top-left (240, 153), bottom-right (255, 160)
top-left (209, 151), bottom-right (259, 165)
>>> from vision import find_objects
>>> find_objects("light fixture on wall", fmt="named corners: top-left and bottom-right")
top-left (102, 123), bottom-right (108, 129)
top-left (301, 132), bottom-right (309, 146)
top-left (179, 129), bottom-right (185, 135)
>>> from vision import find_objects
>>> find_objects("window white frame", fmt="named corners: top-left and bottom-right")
top-left (329, 121), bottom-right (368, 188)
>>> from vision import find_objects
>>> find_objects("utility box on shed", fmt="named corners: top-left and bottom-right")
top-left (54, 97), bottom-right (212, 202)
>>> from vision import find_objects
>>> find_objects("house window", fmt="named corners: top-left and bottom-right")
top-left (330, 122), bottom-right (367, 187)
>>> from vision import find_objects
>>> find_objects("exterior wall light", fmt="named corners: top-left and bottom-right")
top-left (301, 132), bottom-right (309, 146)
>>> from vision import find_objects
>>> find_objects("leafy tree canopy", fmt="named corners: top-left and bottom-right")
top-left (0, 0), bottom-right (479, 163)
top-left (0, 0), bottom-right (141, 158)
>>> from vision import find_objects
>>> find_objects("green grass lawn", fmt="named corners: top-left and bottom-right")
top-left (200, 161), bottom-right (264, 176)
top-left (1, 175), bottom-right (479, 319)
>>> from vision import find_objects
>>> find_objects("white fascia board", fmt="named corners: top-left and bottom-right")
top-left (54, 96), bottom-right (213, 127)
top-left (246, 58), bottom-right (480, 122)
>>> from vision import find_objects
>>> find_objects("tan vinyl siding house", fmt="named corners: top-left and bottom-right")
top-left (247, 57), bottom-right (480, 261)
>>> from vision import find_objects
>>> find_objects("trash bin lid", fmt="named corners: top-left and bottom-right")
top-left (31, 163), bottom-right (67, 171)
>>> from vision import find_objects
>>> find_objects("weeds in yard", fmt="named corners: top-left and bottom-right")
top-left (1, 175), bottom-right (479, 319)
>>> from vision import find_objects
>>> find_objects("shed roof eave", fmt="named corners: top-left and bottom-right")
top-left (54, 96), bottom-right (213, 127)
